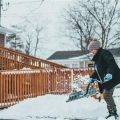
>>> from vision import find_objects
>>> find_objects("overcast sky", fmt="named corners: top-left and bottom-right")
top-left (2, 0), bottom-right (78, 59)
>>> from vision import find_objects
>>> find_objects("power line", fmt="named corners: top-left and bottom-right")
top-left (27, 0), bottom-right (45, 13)
top-left (0, 0), bottom-right (1, 26)
top-left (2, 0), bottom-right (45, 17)
top-left (1, 0), bottom-right (45, 18)
top-left (2, 14), bottom-right (42, 18)
top-left (10, 1), bottom-right (41, 5)
top-left (23, 0), bottom-right (45, 20)
top-left (2, 0), bottom-right (45, 25)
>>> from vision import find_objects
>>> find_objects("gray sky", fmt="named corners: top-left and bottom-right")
top-left (2, 0), bottom-right (78, 59)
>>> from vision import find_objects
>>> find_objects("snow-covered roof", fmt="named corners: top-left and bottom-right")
top-left (47, 50), bottom-right (89, 60)
top-left (0, 26), bottom-right (17, 34)
top-left (47, 48), bottom-right (120, 61)
top-left (68, 53), bottom-right (93, 60)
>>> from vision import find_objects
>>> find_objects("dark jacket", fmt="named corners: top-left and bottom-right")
top-left (90, 48), bottom-right (120, 93)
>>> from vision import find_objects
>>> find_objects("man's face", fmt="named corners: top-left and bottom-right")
top-left (90, 49), bottom-right (98, 55)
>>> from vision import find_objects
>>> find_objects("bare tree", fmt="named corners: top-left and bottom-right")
top-left (34, 26), bottom-right (43, 56)
top-left (64, 0), bottom-right (120, 49)
top-left (21, 19), bottom-right (44, 56)
top-left (6, 33), bottom-right (24, 52)
top-left (10, 22), bottom-right (44, 57)
top-left (64, 7), bottom-right (96, 51)
top-left (24, 31), bottom-right (33, 55)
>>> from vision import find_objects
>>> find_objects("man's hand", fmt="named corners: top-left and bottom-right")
top-left (85, 78), bottom-right (94, 84)
top-left (104, 73), bottom-right (112, 81)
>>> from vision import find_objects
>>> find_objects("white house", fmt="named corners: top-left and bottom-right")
top-left (47, 50), bottom-right (94, 68)
top-left (47, 48), bottom-right (120, 69)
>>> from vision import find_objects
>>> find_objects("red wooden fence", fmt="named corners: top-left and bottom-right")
top-left (0, 46), bottom-right (96, 109)
top-left (0, 46), bottom-right (66, 70)
top-left (0, 68), bottom-right (94, 109)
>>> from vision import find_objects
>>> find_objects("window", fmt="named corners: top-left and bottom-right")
top-left (79, 62), bottom-right (84, 68)
top-left (72, 63), bottom-right (78, 68)
top-left (64, 64), bottom-right (70, 67)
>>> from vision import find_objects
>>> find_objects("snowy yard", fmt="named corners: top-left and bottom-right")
top-left (0, 88), bottom-right (120, 120)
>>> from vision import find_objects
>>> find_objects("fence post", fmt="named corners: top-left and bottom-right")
top-left (71, 69), bottom-right (74, 92)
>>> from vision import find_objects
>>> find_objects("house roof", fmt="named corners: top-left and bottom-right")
top-left (47, 48), bottom-right (120, 60)
top-left (47, 50), bottom-right (89, 60)
top-left (0, 26), bottom-right (17, 34)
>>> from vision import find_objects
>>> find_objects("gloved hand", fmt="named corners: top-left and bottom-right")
top-left (85, 78), bottom-right (93, 84)
top-left (104, 73), bottom-right (112, 82)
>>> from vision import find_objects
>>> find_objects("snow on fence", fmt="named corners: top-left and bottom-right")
top-left (0, 68), bottom-right (94, 109)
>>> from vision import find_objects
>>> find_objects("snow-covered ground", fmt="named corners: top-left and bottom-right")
top-left (0, 88), bottom-right (120, 120)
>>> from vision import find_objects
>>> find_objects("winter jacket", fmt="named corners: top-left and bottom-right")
top-left (90, 48), bottom-right (120, 93)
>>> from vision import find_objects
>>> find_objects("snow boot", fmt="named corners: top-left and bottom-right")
top-left (105, 114), bottom-right (112, 119)
top-left (114, 112), bottom-right (119, 120)
top-left (106, 111), bottom-right (119, 119)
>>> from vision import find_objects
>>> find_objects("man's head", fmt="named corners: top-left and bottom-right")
top-left (88, 38), bottom-right (101, 55)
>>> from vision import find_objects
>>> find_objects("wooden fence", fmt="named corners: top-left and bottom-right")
top-left (0, 68), bottom-right (94, 109)
top-left (0, 46), bottom-right (95, 109)
top-left (0, 46), bottom-right (66, 70)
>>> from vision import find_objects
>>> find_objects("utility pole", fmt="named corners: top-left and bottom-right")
top-left (0, 0), bottom-right (2, 26)
top-left (0, 0), bottom-right (9, 26)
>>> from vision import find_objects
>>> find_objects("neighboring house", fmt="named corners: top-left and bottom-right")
top-left (47, 48), bottom-right (120, 68)
top-left (47, 50), bottom-right (93, 68)
top-left (0, 26), bottom-right (17, 47)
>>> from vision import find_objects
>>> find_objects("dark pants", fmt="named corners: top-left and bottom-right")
top-left (103, 88), bottom-right (117, 114)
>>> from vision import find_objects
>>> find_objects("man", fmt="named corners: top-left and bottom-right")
top-left (87, 38), bottom-right (120, 119)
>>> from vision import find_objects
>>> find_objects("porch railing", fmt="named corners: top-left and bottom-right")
top-left (0, 46), bottom-right (66, 70)
top-left (0, 68), bottom-right (94, 109)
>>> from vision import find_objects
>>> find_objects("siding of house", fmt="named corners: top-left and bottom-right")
top-left (49, 59), bottom-right (94, 69)
top-left (0, 34), bottom-right (5, 47)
